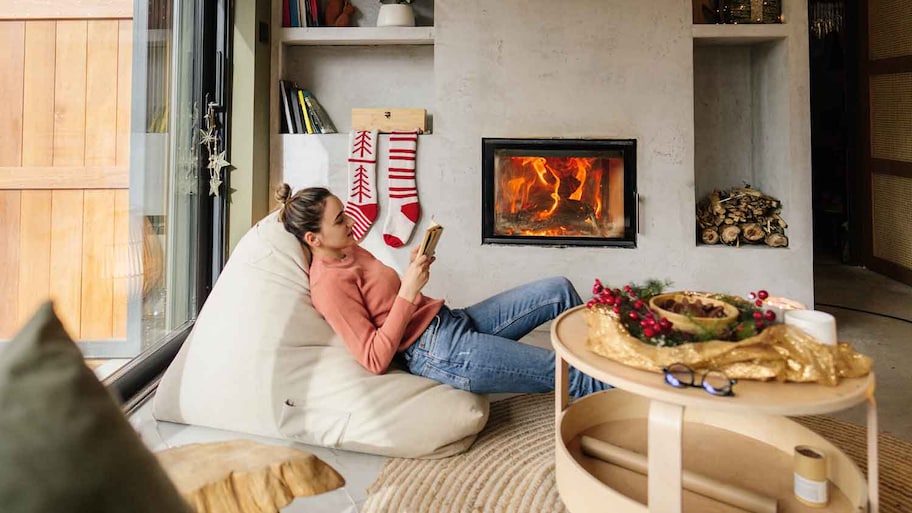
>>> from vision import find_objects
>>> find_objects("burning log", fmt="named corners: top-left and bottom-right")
top-left (696, 186), bottom-right (788, 247)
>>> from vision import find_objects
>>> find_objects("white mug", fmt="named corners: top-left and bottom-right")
top-left (784, 310), bottom-right (837, 345)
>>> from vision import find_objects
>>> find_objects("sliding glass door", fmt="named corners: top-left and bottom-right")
top-left (105, 0), bottom-right (228, 396)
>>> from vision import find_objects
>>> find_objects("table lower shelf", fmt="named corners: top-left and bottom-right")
top-left (556, 391), bottom-right (867, 513)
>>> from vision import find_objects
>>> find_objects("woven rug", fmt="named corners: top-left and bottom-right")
top-left (363, 393), bottom-right (911, 513)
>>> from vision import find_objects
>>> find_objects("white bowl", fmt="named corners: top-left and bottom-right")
top-left (377, 4), bottom-right (415, 27)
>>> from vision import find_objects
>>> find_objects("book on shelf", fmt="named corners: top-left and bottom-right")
top-left (279, 80), bottom-right (294, 134)
top-left (300, 0), bottom-right (312, 27)
top-left (296, 89), bottom-right (315, 134)
top-left (310, 0), bottom-right (321, 26)
top-left (282, 0), bottom-right (291, 27)
top-left (277, 83), bottom-right (337, 134)
top-left (302, 91), bottom-right (337, 134)
top-left (287, 0), bottom-right (300, 27)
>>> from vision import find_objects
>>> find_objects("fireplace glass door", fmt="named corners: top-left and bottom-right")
top-left (482, 138), bottom-right (637, 247)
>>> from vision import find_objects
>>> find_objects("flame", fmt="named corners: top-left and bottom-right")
top-left (495, 155), bottom-right (608, 236)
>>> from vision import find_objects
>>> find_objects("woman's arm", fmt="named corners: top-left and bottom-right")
top-left (312, 273), bottom-right (417, 374)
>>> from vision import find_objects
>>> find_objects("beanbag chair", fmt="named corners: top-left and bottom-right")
top-left (153, 212), bottom-right (489, 458)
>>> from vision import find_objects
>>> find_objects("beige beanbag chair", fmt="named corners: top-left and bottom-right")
top-left (153, 212), bottom-right (489, 458)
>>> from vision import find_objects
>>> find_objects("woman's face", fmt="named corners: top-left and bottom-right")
top-left (314, 195), bottom-right (355, 252)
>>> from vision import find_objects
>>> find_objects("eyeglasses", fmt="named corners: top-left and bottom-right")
top-left (661, 363), bottom-right (737, 396)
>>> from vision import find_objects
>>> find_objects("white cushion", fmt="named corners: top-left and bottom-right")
top-left (153, 212), bottom-right (489, 458)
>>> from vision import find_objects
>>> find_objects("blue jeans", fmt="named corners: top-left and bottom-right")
top-left (402, 276), bottom-right (612, 399)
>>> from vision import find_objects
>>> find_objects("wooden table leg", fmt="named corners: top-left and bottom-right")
top-left (867, 394), bottom-right (879, 513)
top-left (648, 399), bottom-right (684, 513)
top-left (555, 353), bottom-right (569, 418)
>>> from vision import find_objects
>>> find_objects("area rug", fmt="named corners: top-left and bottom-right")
top-left (363, 393), bottom-right (911, 513)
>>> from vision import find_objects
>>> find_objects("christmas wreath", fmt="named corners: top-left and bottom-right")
top-left (586, 279), bottom-right (779, 347)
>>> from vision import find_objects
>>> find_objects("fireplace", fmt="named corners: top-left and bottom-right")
top-left (482, 138), bottom-right (637, 247)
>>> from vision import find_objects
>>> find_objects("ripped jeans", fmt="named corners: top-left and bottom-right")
top-left (401, 276), bottom-right (612, 399)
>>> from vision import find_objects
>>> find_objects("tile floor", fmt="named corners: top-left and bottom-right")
top-left (813, 262), bottom-right (912, 440)
top-left (131, 262), bottom-right (912, 511)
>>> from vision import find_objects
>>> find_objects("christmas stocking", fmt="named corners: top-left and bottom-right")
top-left (344, 129), bottom-right (379, 240)
top-left (383, 130), bottom-right (420, 248)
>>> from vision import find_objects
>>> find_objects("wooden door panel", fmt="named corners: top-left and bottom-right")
top-left (85, 19), bottom-right (118, 167)
top-left (17, 190), bottom-right (52, 325)
top-left (80, 189), bottom-right (115, 339)
top-left (1, 18), bottom-right (132, 343)
top-left (112, 189), bottom-right (129, 337)
top-left (0, 191), bottom-right (21, 338)
top-left (115, 20), bottom-right (132, 168)
top-left (53, 20), bottom-right (88, 167)
top-left (49, 189), bottom-right (84, 338)
top-left (22, 21), bottom-right (56, 167)
top-left (0, 22), bottom-right (24, 166)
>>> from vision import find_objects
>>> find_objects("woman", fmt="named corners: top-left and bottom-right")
top-left (276, 184), bottom-right (610, 398)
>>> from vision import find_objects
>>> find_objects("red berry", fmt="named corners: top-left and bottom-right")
top-left (623, 285), bottom-right (631, 292)
top-left (753, 311), bottom-right (763, 320)
top-left (755, 299), bottom-right (764, 307)
top-left (643, 328), bottom-right (656, 338)
top-left (749, 291), bottom-right (757, 299)
top-left (629, 311), bottom-right (640, 320)
top-left (613, 306), bottom-right (621, 314)
top-left (765, 310), bottom-right (776, 321)
top-left (758, 290), bottom-right (769, 300)
top-left (646, 312), bottom-right (655, 320)
top-left (755, 320), bottom-right (765, 329)
top-left (586, 300), bottom-right (596, 308)
top-left (634, 300), bottom-right (645, 310)
top-left (592, 284), bottom-right (603, 295)
top-left (659, 318), bottom-right (672, 329)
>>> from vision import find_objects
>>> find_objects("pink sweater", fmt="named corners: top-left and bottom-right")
top-left (309, 245), bottom-right (444, 374)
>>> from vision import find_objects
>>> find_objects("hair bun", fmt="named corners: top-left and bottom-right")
top-left (274, 183), bottom-right (292, 205)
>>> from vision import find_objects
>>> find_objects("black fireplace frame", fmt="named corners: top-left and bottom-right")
top-left (481, 138), bottom-right (637, 248)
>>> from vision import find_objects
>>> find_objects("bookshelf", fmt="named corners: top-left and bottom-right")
top-left (269, 0), bottom-right (435, 192)
top-left (280, 26), bottom-right (434, 46)
top-left (692, 23), bottom-right (789, 45)
top-left (691, 0), bottom-right (806, 250)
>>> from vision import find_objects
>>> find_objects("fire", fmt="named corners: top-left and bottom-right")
top-left (496, 156), bottom-right (606, 235)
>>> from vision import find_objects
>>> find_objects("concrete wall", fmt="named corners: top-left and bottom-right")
top-left (276, 0), bottom-right (813, 307)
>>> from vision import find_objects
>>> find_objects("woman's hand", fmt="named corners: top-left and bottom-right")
top-left (399, 254), bottom-right (434, 302)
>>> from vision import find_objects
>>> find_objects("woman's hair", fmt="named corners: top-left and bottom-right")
top-left (274, 183), bottom-right (333, 246)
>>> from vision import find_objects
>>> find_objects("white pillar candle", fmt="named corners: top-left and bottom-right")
top-left (784, 310), bottom-right (838, 345)
top-left (762, 296), bottom-right (806, 324)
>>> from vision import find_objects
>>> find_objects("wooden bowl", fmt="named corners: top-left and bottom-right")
top-left (648, 292), bottom-right (739, 337)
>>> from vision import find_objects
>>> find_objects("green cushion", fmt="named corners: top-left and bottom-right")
top-left (0, 302), bottom-right (192, 513)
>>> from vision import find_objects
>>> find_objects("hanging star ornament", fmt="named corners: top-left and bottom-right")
top-left (209, 174), bottom-right (223, 196)
top-left (199, 128), bottom-right (218, 146)
top-left (207, 151), bottom-right (230, 197)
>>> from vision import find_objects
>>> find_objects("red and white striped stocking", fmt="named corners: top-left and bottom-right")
top-left (383, 130), bottom-right (420, 248)
top-left (343, 129), bottom-right (379, 240)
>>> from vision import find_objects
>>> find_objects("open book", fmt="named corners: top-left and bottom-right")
top-left (417, 220), bottom-right (444, 257)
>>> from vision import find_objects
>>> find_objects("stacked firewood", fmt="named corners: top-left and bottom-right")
top-left (696, 187), bottom-right (789, 247)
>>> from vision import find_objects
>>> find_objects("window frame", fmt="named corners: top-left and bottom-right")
top-left (106, 0), bottom-right (231, 408)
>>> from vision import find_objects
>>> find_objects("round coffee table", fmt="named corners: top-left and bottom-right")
top-left (551, 306), bottom-right (879, 513)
